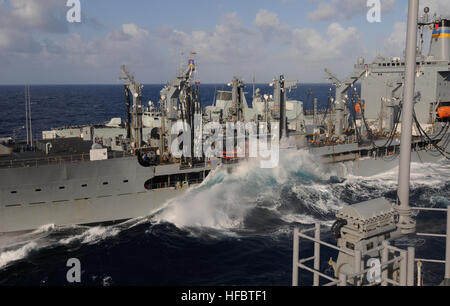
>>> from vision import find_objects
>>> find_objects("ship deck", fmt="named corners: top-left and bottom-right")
top-left (0, 138), bottom-right (131, 169)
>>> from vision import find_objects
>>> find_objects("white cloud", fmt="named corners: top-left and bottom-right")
top-left (108, 23), bottom-right (151, 42)
top-left (254, 9), bottom-right (292, 41)
top-left (0, 7), bottom-right (367, 83)
top-left (308, 0), bottom-right (396, 21)
top-left (0, 0), bottom-right (68, 55)
top-left (0, 28), bottom-right (41, 53)
top-left (157, 13), bottom-right (264, 65)
top-left (0, 0), bottom-right (68, 33)
top-left (291, 23), bottom-right (360, 61)
top-left (384, 22), bottom-right (406, 57)
top-left (42, 23), bottom-right (154, 69)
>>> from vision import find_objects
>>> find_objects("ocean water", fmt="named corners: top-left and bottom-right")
top-left (0, 84), bottom-right (448, 286)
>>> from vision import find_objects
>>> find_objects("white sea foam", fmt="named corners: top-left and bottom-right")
top-left (30, 224), bottom-right (55, 235)
top-left (0, 241), bottom-right (38, 269)
top-left (155, 150), bottom-right (336, 230)
top-left (59, 226), bottom-right (120, 245)
top-left (155, 152), bottom-right (450, 232)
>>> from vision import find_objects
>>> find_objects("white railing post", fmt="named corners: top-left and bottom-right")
top-left (338, 273), bottom-right (347, 286)
top-left (313, 223), bottom-right (321, 286)
top-left (445, 206), bottom-right (450, 281)
top-left (381, 240), bottom-right (389, 286)
top-left (407, 247), bottom-right (415, 286)
top-left (354, 250), bottom-right (362, 285)
top-left (292, 228), bottom-right (299, 286)
top-left (400, 250), bottom-right (407, 286)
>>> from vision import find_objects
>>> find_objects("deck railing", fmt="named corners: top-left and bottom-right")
top-left (0, 151), bottom-right (132, 169)
top-left (292, 206), bottom-right (450, 286)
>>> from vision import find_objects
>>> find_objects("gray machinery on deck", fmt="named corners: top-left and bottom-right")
top-left (159, 58), bottom-right (201, 161)
top-left (230, 77), bottom-right (247, 123)
top-left (331, 198), bottom-right (400, 282)
top-left (120, 65), bottom-right (144, 149)
top-left (271, 75), bottom-right (298, 140)
top-left (324, 68), bottom-right (366, 140)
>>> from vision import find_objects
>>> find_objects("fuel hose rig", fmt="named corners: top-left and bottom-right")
top-left (292, 0), bottom-right (450, 287)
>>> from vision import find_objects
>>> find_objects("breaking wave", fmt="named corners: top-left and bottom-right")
top-left (155, 151), bottom-right (450, 233)
top-left (153, 150), bottom-right (340, 232)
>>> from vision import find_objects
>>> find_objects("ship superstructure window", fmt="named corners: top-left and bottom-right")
top-left (123, 180), bottom-right (129, 183)
top-left (10, 191), bottom-right (17, 194)
top-left (59, 186), bottom-right (65, 190)
top-left (81, 184), bottom-right (87, 187)
top-left (103, 182), bottom-right (109, 185)
top-left (35, 188), bottom-right (42, 192)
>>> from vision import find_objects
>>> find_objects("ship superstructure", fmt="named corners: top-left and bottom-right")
top-left (0, 61), bottom-right (220, 234)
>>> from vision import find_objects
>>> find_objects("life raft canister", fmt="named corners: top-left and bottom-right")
top-left (437, 106), bottom-right (450, 119)
top-left (355, 103), bottom-right (361, 113)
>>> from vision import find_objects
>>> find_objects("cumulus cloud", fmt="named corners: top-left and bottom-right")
top-left (290, 22), bottom-right (360, 60)
top-left (0, 28), bottom-right (41, 53)
top-left (0, 0), bottom-right (68, 33)
top-left (383, 22), bottom-right (406, 57)
top-left (253, 9), bottom-right (291, 41)
top-left (308, 0), bottom-right (396, 21)
top-left (0, 0), bottom-right (68, 54)
top-left (41, 23), bottom-right (154, 69)
top-left (157, 12), bottom-right (264, 65)
top-left (0, 5), bottom-right (366, 83)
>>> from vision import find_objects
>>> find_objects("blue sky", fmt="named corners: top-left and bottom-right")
top-left (0, 0), bottom-right (449, 84)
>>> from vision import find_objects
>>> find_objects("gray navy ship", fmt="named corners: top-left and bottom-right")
top-left (0, 64), bottom-right (221, 234)
top-left (1, 9), bottom-right (449, 234)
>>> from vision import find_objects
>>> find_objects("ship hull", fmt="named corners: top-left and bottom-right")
top-left (314, 137), bottom-right (450, 177)
top-left (0, 157), bottom-right (217, 234)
